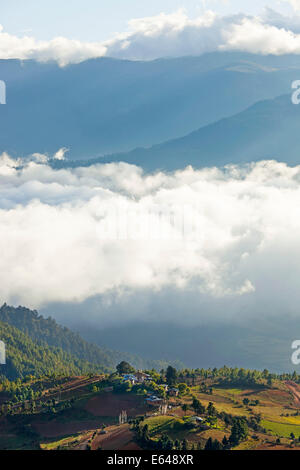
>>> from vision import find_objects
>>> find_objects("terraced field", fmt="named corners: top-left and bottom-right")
top-left (2, 375), bottom-right (300, 450)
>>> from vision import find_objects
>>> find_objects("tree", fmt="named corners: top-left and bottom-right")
top-left (174, 439), bottom-right (181, 450)
top-left (182, 439), bottom-right (188, 451)
top-left (213, 439), bottom-right (224, 450)
top-left (229, 418), bottom-right (249, 447)
top-left (267, 376), bottom-right (273, 387)
top-left (192, 397), bottom-right (205, 414)
top-left (206, 415), bottom-right (217, 427)
top-left (141, 424), bottom-right (149, 443)
top-left (205, 438), bottom-right (213, 450)
top-left (207, 401), bottom-right (217, 416)
top-left (222, 435), bottom-right (229, 450)
top-left (192, 397), bottom-right (200, 412)
top-left (290, 432), bottom-right (295, 440)
top-left (205, 437), bottom-right (222, 450)
top-left (165, 439), bottom-right (174, 450)
top-left (116, 361), bottom-right (135, 375)
top-left (243, 398), bottom-right (250, 406)
top-left (178, 383), bottom-right (188, 395)
top-left (166, 366), bottom-right (177, 386)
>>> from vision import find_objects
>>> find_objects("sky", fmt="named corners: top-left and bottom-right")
top-left (1, 1), bottom-right (300, 65)
top-left (0, 0), bottom-right (294, 41)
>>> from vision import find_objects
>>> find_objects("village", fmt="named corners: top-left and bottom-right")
top-left (121, 370), bottom-right (180, 407)
top-left (2, 362), bottom-right (300, 451)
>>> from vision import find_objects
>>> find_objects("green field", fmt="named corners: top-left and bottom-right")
top-left (40, 434), bottom-right (80, 450)
top-left (144, 416), bottom-right (184, 436)
top-left (261, 419), bottom-right (300, 438)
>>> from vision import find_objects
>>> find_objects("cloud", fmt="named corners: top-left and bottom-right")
top-left (3, 8), bottom-right (300, 65)
top-left (0, 24), bottom-right (107, 66)
top-left (221, 15), bottom-right (300, 54)
top-left (1, 153), bottom-right (300, 327)
top-left (53, 148), bottom-right (69, 161)
top-left (284, 0), bottom-right (300, 12)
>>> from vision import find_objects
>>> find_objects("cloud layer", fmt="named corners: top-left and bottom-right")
top-left (1, 153), bottom-right (300, 327)
top-left (286, 0), bottom-right (300, 12)
top-left (2, 8), bottom-right (300, 65)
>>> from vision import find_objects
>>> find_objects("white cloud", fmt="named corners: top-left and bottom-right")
top-left (284, 0), bottom-right (300, 12)
top-left (53, 148), bottom-right (69, 161)
top-left (0, 24), bottom-right (107, 66)
top-left (3, 8), bottom-right (300, 65)
top-left (2, 153), bottom-right (300, 325)
top-left (221, 16), bottom-right (300, 54)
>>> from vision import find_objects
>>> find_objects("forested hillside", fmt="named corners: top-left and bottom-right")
top-left (0, 304), bottom-right (180, 372)
top-left (0, 321), bottom-right (102, 380)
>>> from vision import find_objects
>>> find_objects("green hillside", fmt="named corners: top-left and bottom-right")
top-left (0, 304), bottom-right (182, 373)
top-left (0, 321), bottom-right (102, 380)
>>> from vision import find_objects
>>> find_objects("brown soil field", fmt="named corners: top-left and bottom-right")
top-left (85, 393), bottom-right (147, 418)
top-left (260, 388), bottom-right (292, 406)
top-left (43, 376), bottom-right (104, 401)
top-left (92, 424), bottom-right (141, 450)
top-left (285, 381), bottom-right (300, 406)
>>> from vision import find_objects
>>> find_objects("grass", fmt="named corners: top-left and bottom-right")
top-left (143, 416), bottom-right (191, 441)
top-left (233, 439), bottom-right (260, 450)
top-left (144, 416), bottom-right (182, 435)
top-left (216, 388), bottom-right (245, 396)
top-left (192, 394), bottom-right (251, 417)
top-left (40, 434), bottom-right (80, 450)
top-left (281, 415), bottom-right (300, 425)
top-left (200, 428), bottom-right (227, 441)
top-left (261, 419), bottom-right (300, 438)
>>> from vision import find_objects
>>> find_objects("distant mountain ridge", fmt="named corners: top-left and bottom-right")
top-left (53, 93), bottom-right (300, 171)
top-left (1, 52), bottom-right (300, 160)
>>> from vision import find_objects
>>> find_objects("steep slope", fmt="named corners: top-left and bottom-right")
top-left (0, 321), bottom-right (102, 380)
top-left (0, 304), bottom-right (181, 371)
top-left (0, 52), bottom-right (299, 159)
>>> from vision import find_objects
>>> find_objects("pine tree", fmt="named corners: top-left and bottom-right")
top-left (204, 437), bottom-right (213, 450)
